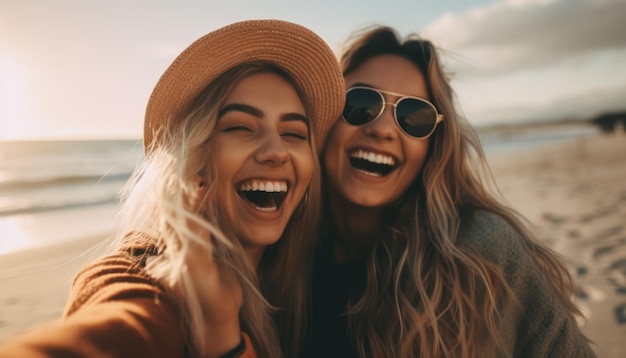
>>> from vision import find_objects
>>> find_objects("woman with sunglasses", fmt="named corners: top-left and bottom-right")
top-left (305, 26), bottom-right (595, 357)
top-left (0, 20), bottom-right (344, 358)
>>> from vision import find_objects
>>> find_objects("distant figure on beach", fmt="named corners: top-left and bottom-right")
top-left (591, 111), bottom-right (626, 134)
top-left (303, 25), bottom-right (597, 357)
top-left (0, 20), bottom-right (344, 357)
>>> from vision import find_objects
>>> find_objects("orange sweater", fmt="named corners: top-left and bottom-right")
top-left (0, 238), bottom-right (256, 358)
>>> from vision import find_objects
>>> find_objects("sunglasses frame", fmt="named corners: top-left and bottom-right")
top-left (343, 86), bottom-right (444, 139)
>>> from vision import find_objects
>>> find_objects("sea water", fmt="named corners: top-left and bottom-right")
top-left (0, 139), bottom-right (144, 255)
top-left (478, 122), bottom-right (600, 155)
top-left (0, 123), bottom-right (600, 255)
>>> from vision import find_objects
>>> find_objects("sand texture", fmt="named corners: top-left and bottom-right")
top-left (489, 134), bottom-right (626, 357)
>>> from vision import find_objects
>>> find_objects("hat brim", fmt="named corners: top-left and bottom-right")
top-left (144, 19), bottom-right (345, 153)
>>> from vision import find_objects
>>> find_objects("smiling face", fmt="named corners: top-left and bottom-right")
top-left (324, 54), bottom-right (431, 208)
top-left (213, 71), bottom-right (314, 253)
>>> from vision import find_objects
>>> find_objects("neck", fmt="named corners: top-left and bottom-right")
top-left (244, 246), bottom-right (264, 268)
top-left (327, 186), bottom-right (385, 263)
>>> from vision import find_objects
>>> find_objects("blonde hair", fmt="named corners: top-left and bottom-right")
top-left (338, 26), bottom-right (582, 358)
top-left (116, 62), bottom-right (321, 357)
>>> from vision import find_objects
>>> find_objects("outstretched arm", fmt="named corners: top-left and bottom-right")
top-left (0, 244), bottom-right (184, 357)
top-left (0, 239), bottom-right (257, 358)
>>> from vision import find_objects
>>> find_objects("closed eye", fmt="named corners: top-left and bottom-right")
top-left (223, 125), bottom-right (253, 132)
top-left (281, 131), bottom-right (307, 140)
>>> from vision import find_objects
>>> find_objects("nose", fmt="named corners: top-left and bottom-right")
top-left (363, 104), bottom-right (398, 140)
top-left (254, 131), bottom-right (290, 166)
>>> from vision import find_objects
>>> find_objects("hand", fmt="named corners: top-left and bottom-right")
top-left (184, 241), bottom-right (243, 357)
top-left (178, 178), bottom-right (244, 357)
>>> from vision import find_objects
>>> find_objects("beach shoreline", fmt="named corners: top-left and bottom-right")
top-left (1, 133), bottom-right (625, 356)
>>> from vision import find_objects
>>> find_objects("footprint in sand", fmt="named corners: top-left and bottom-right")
top-left (608, 269), bottom-right (626, 286)
top-left (579, 208), bottom-right (618, 224)
top-left (615, 304), bottom-right (626, 324)
top-left (4, 297), bottom-right (18, 306)
top-left (610, 258), bottom-right (626, 269)
top-left (568, 229), bottom-right (580, 239)
top-left (609, 259), bottom-right (626, 277)
top-left (542, 213), bottom-right (568, 225)
top-left (593, 245), bottom-right (615, 259)
top-left (578, 284), bottom-right (606, 302)
top-left (600, 226), bottom-right (625, 241)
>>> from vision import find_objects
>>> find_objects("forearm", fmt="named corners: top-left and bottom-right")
top-left (0, 298), bottom-right (185, 358)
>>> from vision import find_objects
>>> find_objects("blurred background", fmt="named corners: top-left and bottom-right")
top-left (1, 0), bottom-right (625, 355)
top-left (1, 0), bottom-right (624, 253)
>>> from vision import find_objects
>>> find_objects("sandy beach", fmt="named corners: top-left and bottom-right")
top-left (488, 133), bottom-right (626, 357)
top-left (0, 235), bottom-right (111, 342)
top-left (1, 133), bottom-right (625, 356)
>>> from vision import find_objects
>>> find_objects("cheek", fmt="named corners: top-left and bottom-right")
top-left (323, 122), bottom-right (352, 171)
top-left (212, 150), bottom-right (238, 206)
top-left (213, 154), bottom-right (229, 186)
top-left (404, 140), bottom-right (430, 181)
top-left (292, 147), bottom-right (315, 185)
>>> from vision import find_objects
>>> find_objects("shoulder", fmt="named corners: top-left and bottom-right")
top-left (457, 211), bottom-right (596, 356)
top-left (66, 232), bottom-right (164, 316)
top-left (457, 209), bottom-right (531, 266)
top-left (458, 209), bottom-right (518, 238)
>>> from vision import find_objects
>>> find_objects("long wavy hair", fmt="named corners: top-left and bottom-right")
top-left (337, 26), bottom-right (581, 357)
top-left (115, 62), bottom-right (321, 357)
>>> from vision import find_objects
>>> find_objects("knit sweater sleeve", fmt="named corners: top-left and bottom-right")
top-left (0, 236), bottom-right (257, 358)
top-left (459, 210), bottom-right (596, 358)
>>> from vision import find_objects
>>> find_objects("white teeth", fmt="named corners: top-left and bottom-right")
top-left (357, 169), bottom-right (382, 177)
top-left (238, 180), bottom-right (288, 192)
top-left (350, 150), bottom-right (395, 166)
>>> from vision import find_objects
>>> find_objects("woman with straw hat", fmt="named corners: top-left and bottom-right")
top-left (0, 19), bottom-right (344, 358)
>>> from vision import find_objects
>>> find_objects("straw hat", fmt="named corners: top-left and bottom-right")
top-left (144, 19), bottom-right (345, 153)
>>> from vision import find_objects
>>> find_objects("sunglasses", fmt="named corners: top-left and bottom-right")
top-left (342, 86), bottom-right (443, 139)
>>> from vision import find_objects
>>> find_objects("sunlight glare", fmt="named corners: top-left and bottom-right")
top-left (0, 217), bottom-right (36, 255)
top-left (0, 55), bottom-right (32, 140)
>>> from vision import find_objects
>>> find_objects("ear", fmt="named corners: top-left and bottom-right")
top-left (193, 175), bottom-right (210, 212)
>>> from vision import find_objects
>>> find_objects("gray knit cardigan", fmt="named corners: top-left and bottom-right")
top-left (459, 210), bottom-right (596, 357)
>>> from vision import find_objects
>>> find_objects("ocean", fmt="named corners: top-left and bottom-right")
top-left (0, 123), bottom-right (600, 255)
top-left (0, 139), bottom-right (144, 255)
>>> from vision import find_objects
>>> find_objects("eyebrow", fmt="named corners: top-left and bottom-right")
top-left (218, 103), bottom-right (309, 125)
top-left (350, 82), bottom-right (375, 89)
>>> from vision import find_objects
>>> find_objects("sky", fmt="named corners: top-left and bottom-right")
top-left (1, 0), bottom-right (625, 140)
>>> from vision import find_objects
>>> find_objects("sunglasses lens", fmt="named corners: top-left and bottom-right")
top-left (396, 98), bottom-right (438, 138)
top-left (343, 88), bottom-right (383, 125)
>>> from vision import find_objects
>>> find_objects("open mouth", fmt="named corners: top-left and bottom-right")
top-left (349, 149), bottom-right (396, 177)
top-left (237, 179), bottom-right (288, 212)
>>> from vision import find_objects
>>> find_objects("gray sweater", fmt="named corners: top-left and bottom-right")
top-left (459, 210), bottom-right (596, 357)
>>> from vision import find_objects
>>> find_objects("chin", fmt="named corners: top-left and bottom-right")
top-left (241, 229), bottom-right (285, 247)
top-left (344, 191), bottom-right (388, 208)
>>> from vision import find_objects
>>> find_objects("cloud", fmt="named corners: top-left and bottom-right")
top-left (530, 81), bottom-right (626, 120)
top-left (423, 0), bottom-right (626, 75)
